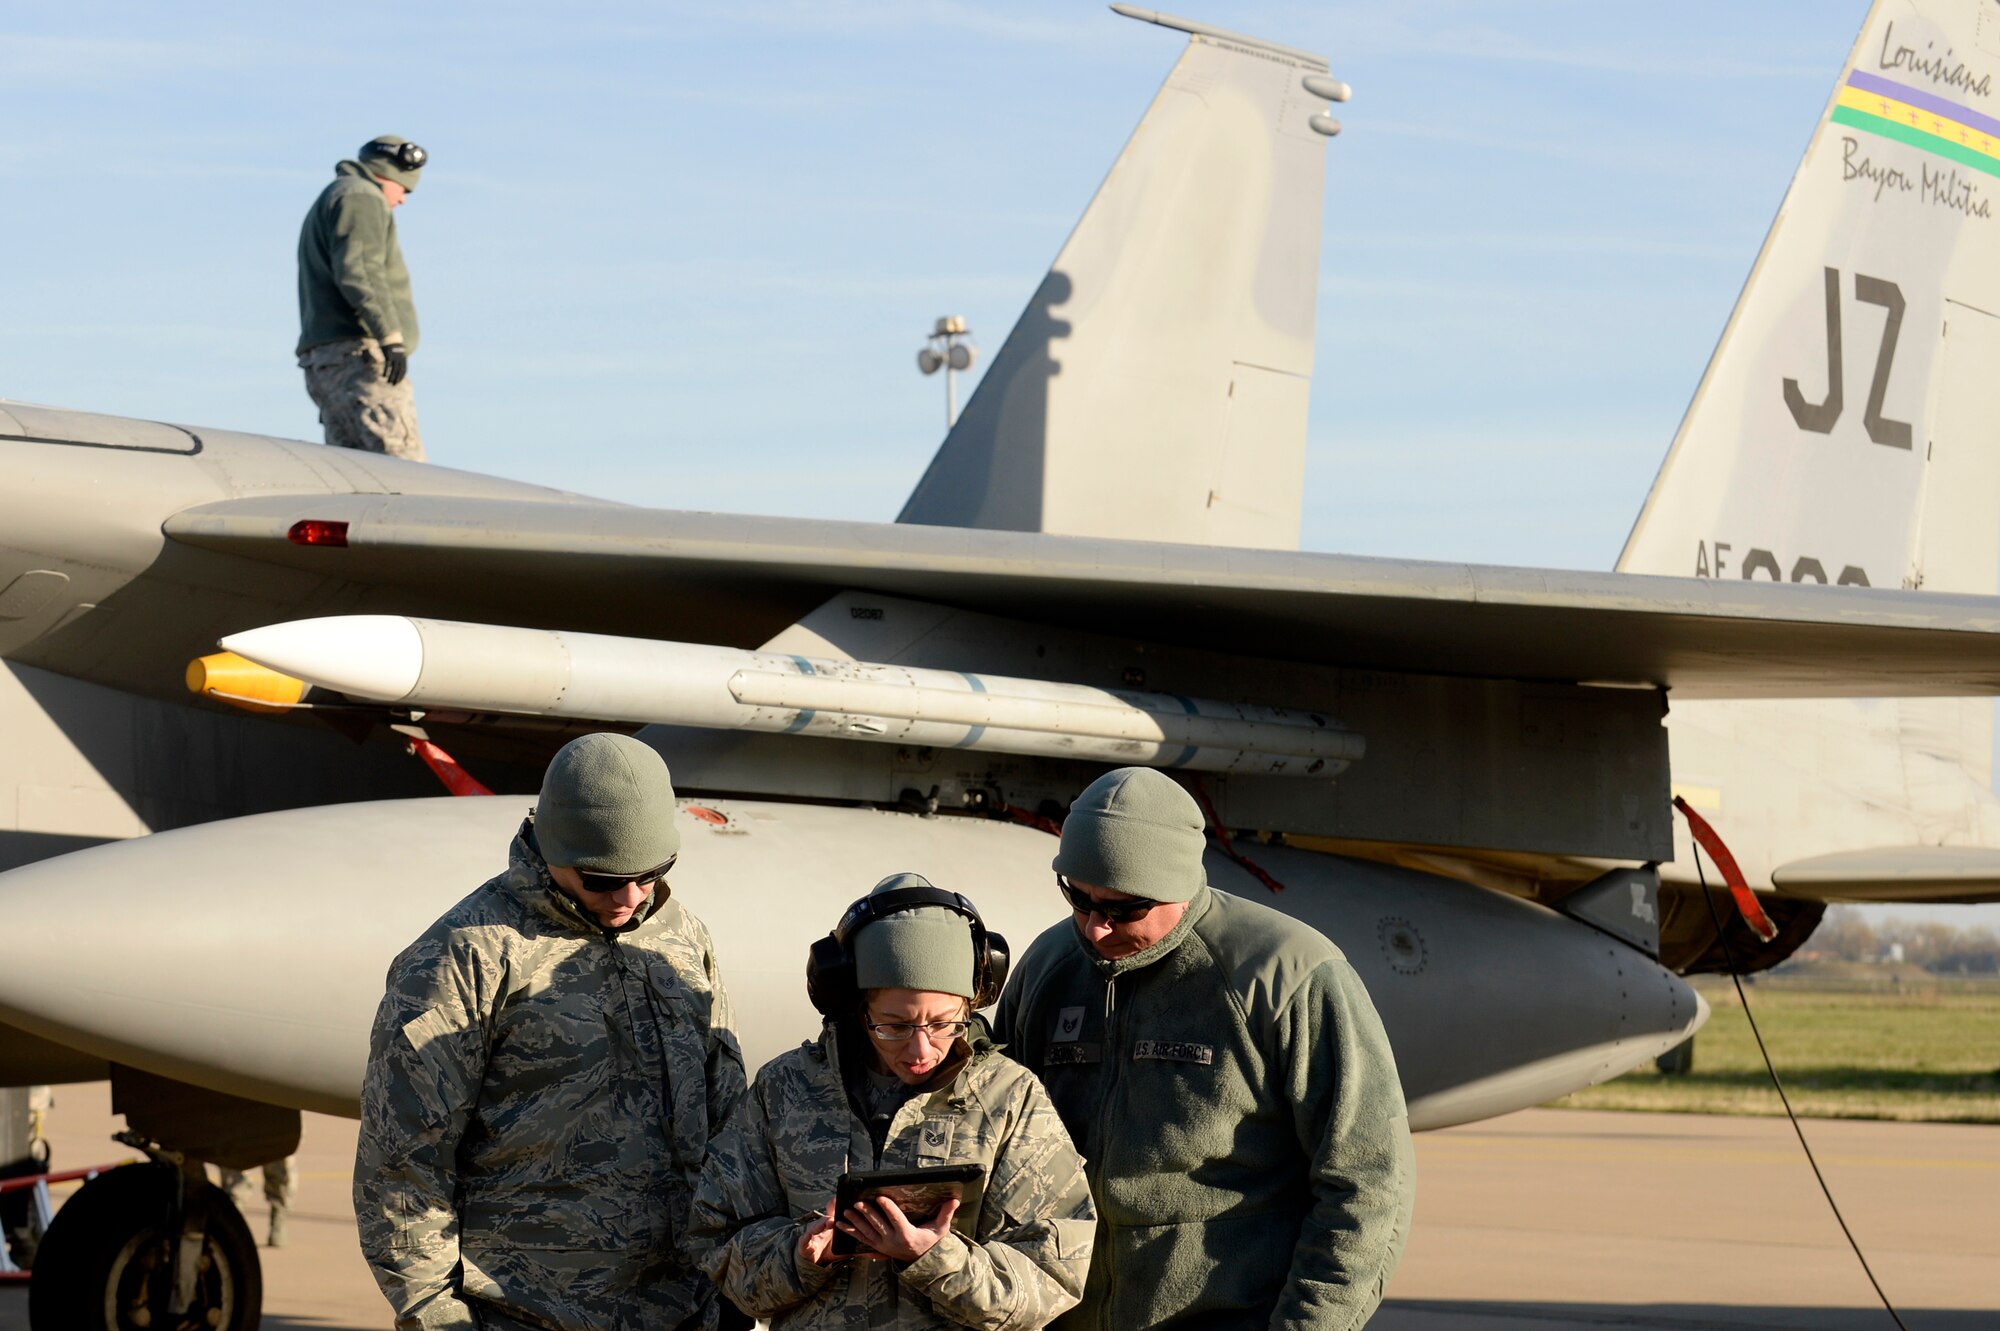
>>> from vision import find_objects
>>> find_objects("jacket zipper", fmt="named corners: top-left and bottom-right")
top-left (1097, 972), bottom-right (1119, 1331)
top-left (604, 931), bottom-right (625, 1086)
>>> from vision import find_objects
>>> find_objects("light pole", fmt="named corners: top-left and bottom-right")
top-left (917, 315), bottom-right (977, 429)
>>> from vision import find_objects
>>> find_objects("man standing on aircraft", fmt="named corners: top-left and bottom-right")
top-left (355, 733), bottom-right (745, 1330)
top-left (296, 134), bottom-right (428, 461)
top-left (994, 766), bottom-right (1415, 1329)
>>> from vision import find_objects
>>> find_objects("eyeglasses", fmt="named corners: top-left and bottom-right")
top-left (1057, 874), bottom-right (1161, 924)
top-left (573, 855), bottom-right (676, 894)
top-left (863, 1019), bottom-right (972, 1044)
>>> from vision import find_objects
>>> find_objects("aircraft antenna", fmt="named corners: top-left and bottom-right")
top-left (917, 315), bottom-right (977, 428)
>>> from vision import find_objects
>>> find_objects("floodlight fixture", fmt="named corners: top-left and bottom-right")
top-left (917, 315), bottom-right (978, 427)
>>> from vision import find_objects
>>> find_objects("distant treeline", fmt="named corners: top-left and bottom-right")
top-left (1806, 906), bottom-right (2000, 975)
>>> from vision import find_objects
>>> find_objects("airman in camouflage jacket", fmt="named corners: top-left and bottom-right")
top-left (355, 822), bottom-right (745, 1331)
top-left (691, 1022), bottom-right (1095, 1331)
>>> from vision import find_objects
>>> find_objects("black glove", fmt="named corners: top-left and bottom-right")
top-left (380, 342), bottom-right (409, 386)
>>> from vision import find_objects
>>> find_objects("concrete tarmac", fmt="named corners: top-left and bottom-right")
top-left (3, 1083), bottom-right (1995, 1329)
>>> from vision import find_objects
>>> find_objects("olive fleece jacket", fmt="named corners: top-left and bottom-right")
top-left (993, 884), bottom-right (1414, 1330)
top-left (297, 161), bottom-right (419, 355)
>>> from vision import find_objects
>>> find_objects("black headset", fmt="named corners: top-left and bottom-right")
top-left (365, 139), bottom-right (428, 171)
top-left (806, 882), bottom-right (1010, 1016)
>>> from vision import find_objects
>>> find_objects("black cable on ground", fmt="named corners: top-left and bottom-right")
top-left (1689, 846), bottom-right (1910, 1331)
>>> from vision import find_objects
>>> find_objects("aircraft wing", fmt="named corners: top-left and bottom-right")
top-left (165, 494), bottom-right (2000, 700)
top-left (1772, 847), bottom-right (2000, 904)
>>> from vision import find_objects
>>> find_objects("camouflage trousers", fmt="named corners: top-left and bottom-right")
top-left (218, 1156), bottom-right (294, 1211)
top-left (298, 337), bottom-right (426, 461)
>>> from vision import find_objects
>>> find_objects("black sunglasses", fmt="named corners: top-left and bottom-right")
top-left (574, 855), bottom-right (676, 894)
top-left (1057, 873), bottom-right (1161, 924)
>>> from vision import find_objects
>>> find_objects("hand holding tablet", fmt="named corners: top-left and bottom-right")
top-left (827, 1165), bottom-right (986, 1261)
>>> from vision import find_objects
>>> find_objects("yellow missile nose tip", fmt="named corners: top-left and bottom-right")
top-left (186, 651), bottom-right (307, 713)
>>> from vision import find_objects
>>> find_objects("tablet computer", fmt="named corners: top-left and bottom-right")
top-left (831, 1164), bottom-right (985, 1257)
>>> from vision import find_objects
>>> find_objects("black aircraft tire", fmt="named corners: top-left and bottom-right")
top-left (28, 1162), bottom-right (261, 1331)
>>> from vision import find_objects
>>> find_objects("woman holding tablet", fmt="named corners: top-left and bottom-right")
top-left (693, 874), bottom-right (1094, 1328)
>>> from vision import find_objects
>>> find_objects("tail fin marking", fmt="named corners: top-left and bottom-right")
top-left (1620, 1), bottom-right (2000, 599)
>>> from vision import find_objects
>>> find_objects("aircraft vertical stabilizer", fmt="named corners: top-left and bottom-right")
top-left (1622, 0), bottom-right (2000, 878)
top-left (896, 7), bottom-right (1339, 549)
top-left (1620, 0), bottom-right (2000, 596)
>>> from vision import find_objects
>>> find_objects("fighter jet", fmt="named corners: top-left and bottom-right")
top-left (4, 1), bottom-right (1999, 1324)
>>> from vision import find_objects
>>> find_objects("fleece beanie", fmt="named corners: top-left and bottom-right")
top-left (1052, 767), bottom-right (1207, 903)
top-left (852, 873), bottom-right (977, 999)
top-left (534, 733), bottom-right (680, 875)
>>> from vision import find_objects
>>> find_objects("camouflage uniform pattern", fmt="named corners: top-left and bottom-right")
top-left (355, 822), bottom-right (745, 1331)
top-left (692, 1022), bottom-right (1095, 1331)
top-left (219, 1157), bottom-right (294, 1210)
top-left (299, 337), bottom-right (425, 460)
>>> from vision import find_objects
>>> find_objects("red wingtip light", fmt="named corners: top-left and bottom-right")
top-left (287, 519), bottom-right (350, 548)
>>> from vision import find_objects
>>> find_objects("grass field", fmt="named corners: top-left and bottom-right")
top-left (1547, 978), bottom-right (2000, 1122)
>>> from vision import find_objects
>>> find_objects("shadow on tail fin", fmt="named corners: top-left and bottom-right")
top-left (897, 6), bottom-right (1342, 549)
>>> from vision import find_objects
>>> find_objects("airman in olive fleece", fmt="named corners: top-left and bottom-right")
top-left (298, 158), bottom-right (418, 357)
top-left (995, 768), bottom-right (1414, 1331)
top-left (354, 822), bottom-right (745, 1330)
top-left (297, 140), bottom-right (424, 458)
top-left (692, 1021), bottom-right (1095, 1331)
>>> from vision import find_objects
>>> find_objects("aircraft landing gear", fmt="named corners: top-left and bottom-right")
top-left (28, 1147), bottom-right (260, 1331)
top-left (1655, 1035), bottom-right (1695, 1076)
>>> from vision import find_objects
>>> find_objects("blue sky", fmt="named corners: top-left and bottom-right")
top-left (10, 2), bottom-right (1991, 926)
top-left (2, 0), bottom-right (1869, 567)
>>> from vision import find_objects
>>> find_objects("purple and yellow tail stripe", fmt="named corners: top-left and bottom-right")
top-left (1832, 69), bottom-right (2000, 176)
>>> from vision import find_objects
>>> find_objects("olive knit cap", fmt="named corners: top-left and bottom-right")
top-left (359, 134), bottom-right (425, 191)
top-left (852, 873), bottom-right (977, 1000)
top-left (1052, 767), bottom-right (1207, 904)
top-left (533, 734), bottom-right (681, 875)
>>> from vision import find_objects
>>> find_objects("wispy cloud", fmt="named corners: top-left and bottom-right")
top-left (439, 255), bottom-right (1029, 308)
top-left (1295, 3), bottom-right (1828, 81)
top-left (0, 30), bottom-right (313, 83)
top-left (1376, 26), bottom-right (1821, 81)
top-left (1325, 227), bottom-right (1751, 262)
top-left (619, 0), bottom-right (1099, 47)
top-left (435, 0), bottom-right (1102, 49)
top-left (1357, 117), bottom-right (1804, 191)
